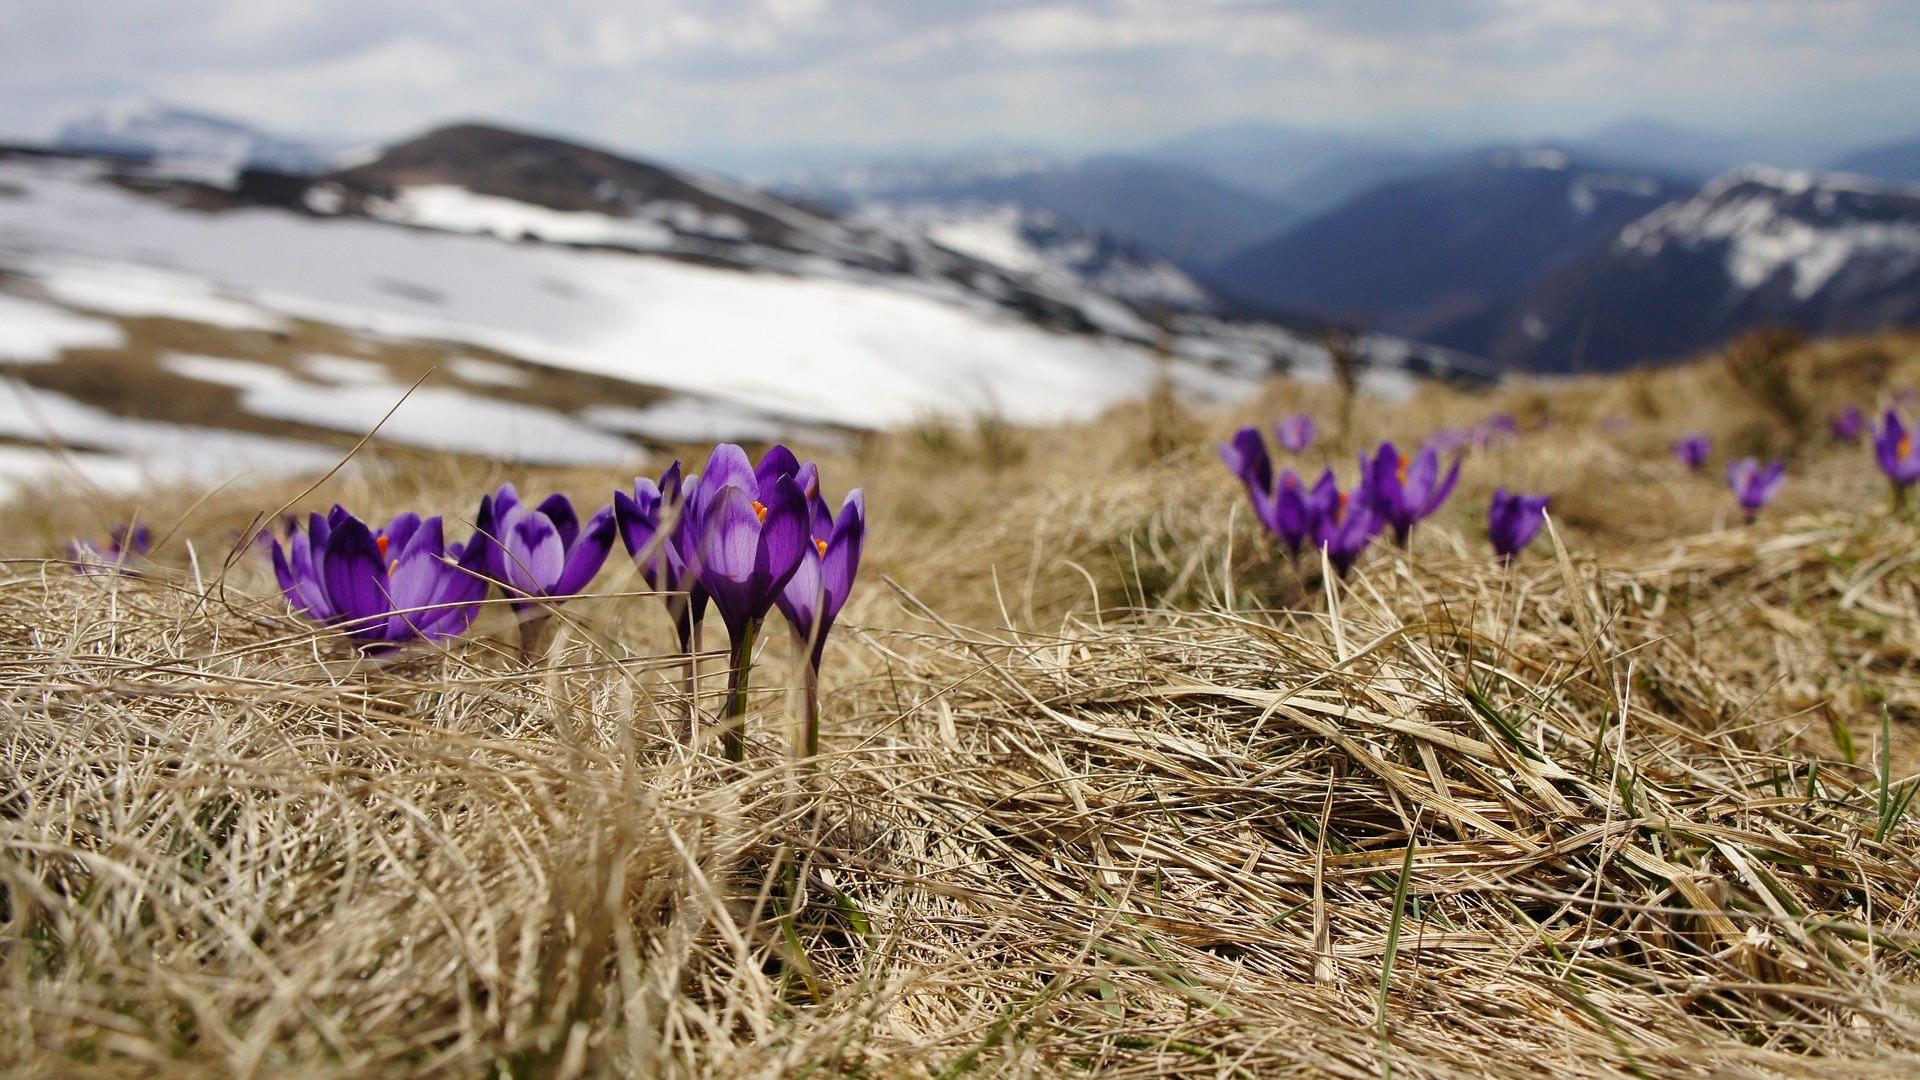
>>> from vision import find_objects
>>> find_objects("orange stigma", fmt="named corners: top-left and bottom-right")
top-left (815, 537), bottom-right (828, 557)
top-left (1902, 434), bottom-right (1913, 460)
top-left (376, 534), bottom-right (390, 558)
top-left (752, 500), bottom-right (768, 523)
top-left (1396, 460), bottom-right (1408, 484)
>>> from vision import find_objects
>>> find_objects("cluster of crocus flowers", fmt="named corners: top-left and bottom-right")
top-left (68, 523), bottom-right (151, 576)
top-left (1726, 458), bottom-right (1786, 522)
top-left (258, 443), bottom-right (865, 762)
top-left (1488, 490), bottom-right (1549, 564)
top-left (269, 508), bottom-right (492, 647)
top-left (1672, 434), bottom-right (1711, 471)
top-left (1222, 426), bottom-right (1453, 578)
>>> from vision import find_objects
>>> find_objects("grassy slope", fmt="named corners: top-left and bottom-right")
top-left (5, 332), bottom-right (1920, 1077)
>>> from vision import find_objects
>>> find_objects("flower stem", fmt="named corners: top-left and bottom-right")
top-left (801, 660), bottom-right (820, 760)
top-left (677, 609), bottom-right (701, 742)
top-left (721, 618), bottom-right (759, 762)
top-left (516, 611), bottom-right (550, 659)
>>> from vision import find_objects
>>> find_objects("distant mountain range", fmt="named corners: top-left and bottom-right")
top-left (774, 153), bottom-right (1297, 268)
top-left (27, 100), bottom-right (1920, 377)
top-left (1448, 168), bottom-right (1920, 371)
top-left (1206, 150), bottom-right (1690, 341)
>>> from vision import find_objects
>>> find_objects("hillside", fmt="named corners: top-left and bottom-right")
top-left (1210, 150), bottom-right (1686, 339)
top-left (6, 330), bottom-right (1920, 1076)
top-left (1461, 167), bottom-right (1920, 371)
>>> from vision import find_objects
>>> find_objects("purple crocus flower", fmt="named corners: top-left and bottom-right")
top-left (614, 460), bottom-right (708, 648)
top-left (692, 443), bottom-right (809, 644)
top-left (1488, 490), bottom-right (1550, 564)
top-left (268, 507), bottom-right (491, 647)
top-left (1262, 470), bottom-right (1317, 556)
top-left (1874, 409), bottom-right (1920, 498)
top-left (474, 484), bottom-right (615, 609)
top-left (1219, 427), bottom-right (1274, 502)
top-left (1362, 442), bottom-right (1460, 545)
top-left (777, 482), bottom-right (866, 758)
top-left (1672, 434), bottom-right (1711, 471)
top-left (776, 480), bottom-right (866, 670)
top-left (1726, 458), bottom-right (1786, 521)
top-left (1831, 405), bottom-right (1865, 443)
top-left (691, 443), bottom-right (810, 759)
top-left (1275, 414), bottom-right (1317, 454)
top-left (1315, 482), bottom-right (1383, 578)
top-left (68, 523), bottom-right (151, 575)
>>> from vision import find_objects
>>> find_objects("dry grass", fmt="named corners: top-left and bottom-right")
top-left (6, 333), bottom-right (1920, 1077)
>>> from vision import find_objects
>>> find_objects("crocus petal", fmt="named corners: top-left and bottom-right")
top-left (614, 486), bottom-right (664, 588)
top-left (491, 483), bottom-right (523, 519)
top-left (287, 531), bottom-right (335, 620)
top-left (755, 444), bottom-right (803, 490)
top-left (536, 493), bottom-right (580, 549)
top-left (322, 516), bottom-right (388, 626)
top-left (755, 474), bottom-right (811, 603)
top-left (395, 516), bottom-right (444, 564)
top-left (698, 485), bottom-right (763, 637)
top-left (382, 512), bottom-right (423, 556)
top-left (505, 512), bottom-right (565, 595)
top-left (553, 505), bottom-right (615, 597)
top-left (776, 544), bottom-right (823, 645)
top-left (697, 444), bottom-right (756, 509)
top-left (821, 490), bottom-right (866, 620)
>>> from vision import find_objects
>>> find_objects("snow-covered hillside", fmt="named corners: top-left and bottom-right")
top-left (0, 119), bottom-right (1493, 501)
top-left (1471, 166), bottom-right (1920, 370)
top-left (54, 100), bottom-right (346, 185)
top-left (852, 202), bottom-right (1213, 317)
top-left (1614, 166), bottom-right (1920, 300)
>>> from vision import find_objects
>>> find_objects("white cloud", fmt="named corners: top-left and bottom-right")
top-left (0, 0), bottom-right (1916, 165)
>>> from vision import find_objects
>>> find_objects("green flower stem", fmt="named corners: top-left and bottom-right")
top-left (801, 659), bottom-right (820, 760)
top-left (721, 618), bottom-right (759, 762)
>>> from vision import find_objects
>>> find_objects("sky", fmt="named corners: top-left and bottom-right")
top-left (3, 0), bottom-right (1919, 173)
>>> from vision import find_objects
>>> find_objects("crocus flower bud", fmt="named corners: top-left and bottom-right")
top-left (1672, 434), bottom-right (1711, 471)
top-left (1275, 414), bottom-right (1317, 454)
top-left (1831, 405), bottom-right (1864, 443)
top-left (1726, 458), bottom-right (1786, 522)
top-left (1488, 490), bottom-right (1550, 564)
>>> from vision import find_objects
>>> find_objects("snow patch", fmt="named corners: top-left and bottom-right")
top-left (160, 353), bottom-right (644, 467)
top-left (370, 185), bottom-right (676, 249)
top-left (26, 257), bottom-right (287, 331)
top-left (0, 292), bottom-right (124, 363)
top-left (583, 398), bottom-right (795, 444)
top-left (447, 357), bottom-right (531, 387)
top-left (0, 378), bottom-right (339, 489)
